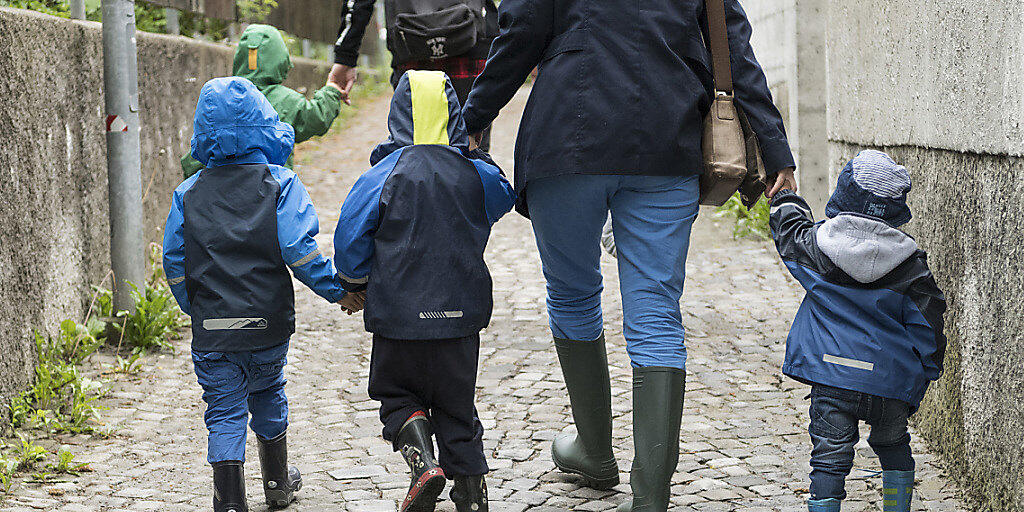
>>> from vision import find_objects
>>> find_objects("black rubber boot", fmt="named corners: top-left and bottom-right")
top-left (616, 367), bottom-right (685, 512)
top-left (450, 474), bottom-right (488, 512)
top-left (551, 334), bottom-right (620, 490)
top-left (212, 460), bottom-right (248, 512)
top-left (256, 432), bottom-right (302, 508)
top-left (395, 413), bottom-right (447, 512)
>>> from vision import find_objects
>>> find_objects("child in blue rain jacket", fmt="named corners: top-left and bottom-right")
top-left (333, 71), bottom-right (516, 512)
top-left (769, 150), bottom-right (947, 512)
top-left (163, 77), bottom-right (349, 512)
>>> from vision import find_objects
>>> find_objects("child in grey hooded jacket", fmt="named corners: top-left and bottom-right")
top-left (769, 150), bottom-right (946, 512)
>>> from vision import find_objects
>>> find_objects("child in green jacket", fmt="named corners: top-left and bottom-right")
top-left (181, 24), bottom-right (343, 178)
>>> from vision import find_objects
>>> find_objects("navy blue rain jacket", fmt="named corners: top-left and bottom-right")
top-left (334, 71), bottom-right (516, 340)
top-left (770, 190), bottom-right (947, 407)
top-left (163, 77), bottom-right (346, 352)
top-left (462, 0), bottom-right (795, 216)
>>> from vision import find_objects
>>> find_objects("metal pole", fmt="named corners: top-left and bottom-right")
top-left (70, 0), bottom-right (86, 19)
top-left (165, 8), bottom-right (180, 35)
top-left (102, 0), bottom-right (145, 313)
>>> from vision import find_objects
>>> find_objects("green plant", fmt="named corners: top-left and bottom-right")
top-left (0, 455), bottom-right (15, 496)
top-left (111, 281), bottom-right (183, 353)
top-left (715, 192), bottom-right (772, 240)
top-left (12, 435), bottom-right (45, 472)
top-left (47, 448), bottom-right (90, 475)
top-left (238, 0), bottom-right (278, 23)
top-left (111, 348), bottom-right (144, 375)
top-left (7, 326), bottom-right (105, 434)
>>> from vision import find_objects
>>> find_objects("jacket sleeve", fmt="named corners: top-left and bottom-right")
top-left (462, 0), bottom-right (554, 134)
top-left (277, 86), bottom-right (343, 144)
top-left (162, 189), bottom-right (191, 315)
top-left (905, 271), bottom-right (947, 380)
top-left (333, 156), bottom-right (398, 292)
top-left (335, 0), bottom-right (378, 67)
top-left (275, 169), bottom-right (347, 303)
top-left (471, 157), bottom-right (516, 225)
top-left (769, 189), bottom-right (817, 269)
top-left (717, 0), bottom-right (796, 175)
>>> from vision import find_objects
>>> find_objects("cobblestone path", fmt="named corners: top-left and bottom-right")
top-left (1, 88), bottom-right (965, 512)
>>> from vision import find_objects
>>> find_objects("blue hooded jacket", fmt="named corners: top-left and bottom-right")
top-left (163, 77), bottom-right (345, 352)
top-left (769, 190), bottom-right (947, 407)
top-left (334, 71), bottom-right (516, 340)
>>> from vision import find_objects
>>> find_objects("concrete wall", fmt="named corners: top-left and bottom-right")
top-left (746, 0), bottom-right (828, 216)
top-left (0, 7), bottom-right (332, 418)
top-left (827, 2), bottom-right (1024, 509)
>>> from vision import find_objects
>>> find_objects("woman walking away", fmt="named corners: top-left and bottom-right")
top-left (462, 1), bottom-right (797, 510)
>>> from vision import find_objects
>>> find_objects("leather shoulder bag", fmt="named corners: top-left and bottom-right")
top-left (700, 0), bottom-right (768, 208)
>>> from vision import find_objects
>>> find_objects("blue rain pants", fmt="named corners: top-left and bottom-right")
top-left (192, 341), bottom-right (289, 464)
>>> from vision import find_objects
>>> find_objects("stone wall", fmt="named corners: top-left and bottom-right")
top-left (0, 7), bottom-right (332, 416)
top-left (745, 0), bottom-right (828, 215)
top-left (827, 1), bottom-right (1024, 509)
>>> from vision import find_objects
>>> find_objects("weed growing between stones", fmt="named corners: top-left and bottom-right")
top-left (716, 192), bottom-right (772, 240)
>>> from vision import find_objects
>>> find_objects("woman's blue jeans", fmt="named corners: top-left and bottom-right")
top-left (192, 341), bottom-right (290, 464)
top-left (526, 174), bottom-right (699, 369)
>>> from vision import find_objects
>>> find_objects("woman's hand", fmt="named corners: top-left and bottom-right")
top-left (767, 167), bottom-right (797, 198)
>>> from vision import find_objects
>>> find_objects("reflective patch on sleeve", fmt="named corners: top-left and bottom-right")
top-left (249, 48), bottom-right (258, 71)
top-left (770, 202), bottom-right (811, 219)
top-left (168, 276), bottom-right (185, 285)
top-left (409, 70), bottom-right (450, 145)
top-left (338, 271), bottom-right (368, 285)
top-left (203, 318), bottom-right (268, 330)
top-left (289, 249), bottom-right (321, 268)
top-left (823, 354), bottom-right (874, 371)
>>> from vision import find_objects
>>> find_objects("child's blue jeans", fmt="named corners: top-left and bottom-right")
top-left (808, 384), bottom-right (915, 501)
top-left (192, 341), bottom-right (289, 464)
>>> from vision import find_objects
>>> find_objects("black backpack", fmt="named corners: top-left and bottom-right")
top-left (384, 0), bottom-right (490, 63)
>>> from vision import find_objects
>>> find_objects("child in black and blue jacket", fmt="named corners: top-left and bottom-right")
top-left (769, 150), bottom-right (947, 512)
top-left (333, 71), bottom-right (515, 512)
top-left (163, 77), bottom-right (349, 512)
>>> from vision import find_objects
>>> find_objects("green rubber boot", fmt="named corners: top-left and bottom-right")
top-left (551, 335), bottom-right (620, 490)
top-left (615, 367), bottom-right (685, 512)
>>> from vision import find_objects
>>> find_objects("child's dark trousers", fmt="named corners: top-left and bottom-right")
top-left (808, 384), bottom-right (915, 501)
top-left (192, 341), bottom-right (289, 464)
top-left (368, 334), bottom-right (487, 477)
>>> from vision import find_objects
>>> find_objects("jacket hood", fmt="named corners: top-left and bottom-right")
top-left (370, 71), bottom-right (470, 165)
top-left (232, 24), bottom-right (292, 88)
top-left (816, 214), bottom-right (919, 283)
top-left (190, 77), bottom-right (295, 168)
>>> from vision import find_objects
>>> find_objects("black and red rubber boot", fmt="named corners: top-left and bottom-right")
top-left (395, 412), bottom-right (447, 512)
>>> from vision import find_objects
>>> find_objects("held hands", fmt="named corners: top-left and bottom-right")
top-left (766, 167), bottom-right (797, 199)
top-left (337, 291), bottom-right (366, 315)
top-left (327, 64), bottom-right (358, 106)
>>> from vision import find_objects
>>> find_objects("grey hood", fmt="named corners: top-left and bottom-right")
top-left (816, 214), bottom-right (918, 283)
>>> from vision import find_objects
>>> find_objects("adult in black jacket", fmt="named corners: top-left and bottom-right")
top-left (462, 1), bottom-right (797, 511)
top-left (329, 0), bottom-right (497, 104)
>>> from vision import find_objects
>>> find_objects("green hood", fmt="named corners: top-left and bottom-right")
top-left (233, 24), bottom-right (292, 87)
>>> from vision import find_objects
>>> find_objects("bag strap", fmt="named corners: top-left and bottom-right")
top-left (704, 0), bottom-right (734, 94)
